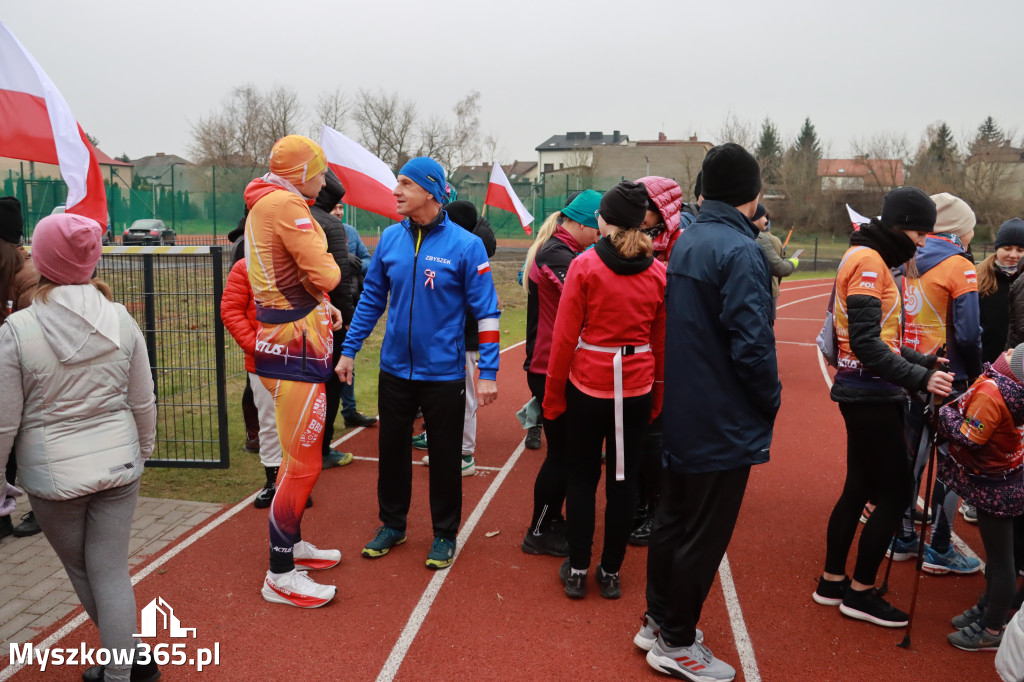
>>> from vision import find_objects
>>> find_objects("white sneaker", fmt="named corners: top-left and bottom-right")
top-left (293, 540), bottom-right (341, 571)
top-left (634, 614), bottom-right (703, 652)
top-left (647, 634), bottom-right (735, 681)
top-left (461, 455), bottom-right (476, 476)
top-left (262, 569), bottom-right (336, 608)
top-left (421, 455), bottom-right (430, 466)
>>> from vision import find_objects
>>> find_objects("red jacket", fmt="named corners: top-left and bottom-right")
top-left (637, 176), bottom-right (683, 262)
top-left (525, 227), bottom-right (583, 375)
top-left (221, 259), bottom-right (257, 373)
top-left (542, 242), bottom-right (666, 420)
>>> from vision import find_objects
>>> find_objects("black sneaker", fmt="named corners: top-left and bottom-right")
top-left (559, 559), bottom-right (586, 599)
top-left (596, 565), bottom-right (621, 599)
top-left (344, 411), bottom-right (378, 428)
top-left (525, 425), bottom-right (542, 450)
top-left (13, 511), bottom-right (41, 537)
top-left (629, 515), bottom-right (654, 546)
top-left (254, 483), bottom-right (275, 509)
top-left (839, 588), bottom-right (909, 627)
top-left (812, 575), bottom-right (850, 606)
top-left (522, 525), bottom-right (569, 557)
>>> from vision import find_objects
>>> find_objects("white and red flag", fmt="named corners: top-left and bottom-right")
top-left (846, 204), bottom-right (871, 232)
top-left (484, 162), bottom-right (533, 235)
top-left (319, 125), bottom-right (402, 222)
top-left (0, 22), bottom-right (107, 226)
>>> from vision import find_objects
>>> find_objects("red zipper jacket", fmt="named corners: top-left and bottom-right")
top-left (543, 240), bottom-right (666, 420)
top-left (221, 259), bottom-right (257, 373)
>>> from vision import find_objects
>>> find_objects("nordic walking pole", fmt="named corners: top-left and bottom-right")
top-left (899, 347), bottom-right (946, 649)
top-left (782, 227), bottom-right (794, 251)
top-left (879, 531), bottom-right (897, 596)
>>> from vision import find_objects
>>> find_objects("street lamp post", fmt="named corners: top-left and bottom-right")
top-left (144, 176), bottom-right (161, 218)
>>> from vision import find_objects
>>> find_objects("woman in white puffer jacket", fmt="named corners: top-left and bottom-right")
top-left (0, 213), bottom-right (158, 682)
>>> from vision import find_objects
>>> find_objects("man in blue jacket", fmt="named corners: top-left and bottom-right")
top-left (641, 144), bottom-right (781, 682)
top-left (336, 157), bottom-right (500, 570)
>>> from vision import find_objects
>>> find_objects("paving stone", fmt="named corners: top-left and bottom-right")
top-left (0, 612), bottom-right (36, 642)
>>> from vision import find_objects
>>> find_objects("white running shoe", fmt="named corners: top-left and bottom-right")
top-left (262, 569), bottom-right (336, 608)
top-left (293, 540), bottom-right (341, 571)
top-left (647, 634), bottom-right (735, 681)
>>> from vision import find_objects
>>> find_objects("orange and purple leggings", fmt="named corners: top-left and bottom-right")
top-left (260, 377), bottom-right (326, 574)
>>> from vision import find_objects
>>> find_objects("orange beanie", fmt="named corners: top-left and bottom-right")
top-left (269, 135), bottom-right (327, 184)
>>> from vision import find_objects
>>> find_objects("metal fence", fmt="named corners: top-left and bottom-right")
top-left (24, 245), bottom-right (245, 468)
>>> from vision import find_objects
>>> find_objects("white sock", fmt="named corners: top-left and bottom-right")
top-left (570, 568), bottom-right (587, 577)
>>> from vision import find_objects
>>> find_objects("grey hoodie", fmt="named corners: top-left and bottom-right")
top-left (0, 285), bottom-right (156, 501)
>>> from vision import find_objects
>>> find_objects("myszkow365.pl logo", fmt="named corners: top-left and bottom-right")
top-left (9, 597), bottom-right (220, 673)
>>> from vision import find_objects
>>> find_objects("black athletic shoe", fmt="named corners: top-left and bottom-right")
top-left (525, 425), bottom-right (542, 450)
top-left (344, 411), bottom-right (378, 428)
top-left (812, 575), bottom-right (850, 606)
top-left (13, 511), bottom-right (41, 537)
top-left (839, 588), bottom-right (909, 627)
top-left (521, 525), bottom-right (569, 557)
top-left (559, 558), bottom-right (586, 599)
top-left (596, 565), bottom-right (621, 599)
top-left (254, 484), bottom-right (275, 509)
top-left (629, 515), bottom-right (654, 546)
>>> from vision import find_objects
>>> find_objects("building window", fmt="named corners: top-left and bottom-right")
top-left (544, 163), bottom-right (554, 172)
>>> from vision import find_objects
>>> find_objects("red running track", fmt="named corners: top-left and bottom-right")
top-left (2, 280), bottom-right (999, 681)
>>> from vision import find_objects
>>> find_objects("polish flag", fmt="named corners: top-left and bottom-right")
top-left (319, 125), bottom-right (402, 222)
top-left (0, 22), bottom-right (107, 226)
top-left (484, 162), bottom-right (533, 235)
top-left (846, 204), bottom-right (871, 232)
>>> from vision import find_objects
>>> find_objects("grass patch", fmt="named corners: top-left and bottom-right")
top-left (139, 260), bottom-right (528, 503)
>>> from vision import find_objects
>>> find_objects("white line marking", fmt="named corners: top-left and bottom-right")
top-left (777, 340), bottom-right (817, 347)
top-left (719, 554), bottom-right (761, 682)
top-left (375, 439), bottom-right (528, 682)
top-left (776, 292), bottom-right (830, 310)
top-left (777, 317), bottom-right (830, 322)
top-left (778, 282), bottom-right (833, 292)
top-left (350, 454), bottom-right (501, 472)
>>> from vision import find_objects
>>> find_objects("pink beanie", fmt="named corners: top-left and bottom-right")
top-left (32, 213), bottom-right (103, 285)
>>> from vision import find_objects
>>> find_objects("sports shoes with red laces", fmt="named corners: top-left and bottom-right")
top-left (262, 569), bottom-right (336, 608)
top-left (647, 633), bottom-right (736, 681)
top-left (293, 540), bottom-right (341, 570)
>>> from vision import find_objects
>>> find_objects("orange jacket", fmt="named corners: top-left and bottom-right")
top-left (221, 259), bottom-right (256, 373)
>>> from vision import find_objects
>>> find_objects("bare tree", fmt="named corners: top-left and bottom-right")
top-left (261, 85), bottom-right (304, 157)
top-left (480, 134), bottom-right (501, 165)
top-left (850, 132), bottom-right (912, 189)
top-left (312, 87), bottom-right (349, 137)
top-left (418, 115), bottom-right (457, 172)
top-left (228, 85), bottom-right (268, 166)
top-left (451, 90), bottom-right (481, 167)
top-left (352, 89), bottom-right (418, 170)
top-left (715, 111), bottom-right (756, 150)
top-left (188, 111), bottom-right (238, 165)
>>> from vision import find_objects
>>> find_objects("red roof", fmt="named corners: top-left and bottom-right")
top-left (818, 158), bottom-right (902, 185)
top-left (89, 143), bottom-right (132, 166)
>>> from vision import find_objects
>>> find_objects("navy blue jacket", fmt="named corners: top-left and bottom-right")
top-left (342, 212), bottom-right (500, 382)
top-left (662, 200), bottom-right (781, 474)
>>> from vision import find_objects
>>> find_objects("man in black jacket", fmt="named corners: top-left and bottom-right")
top-left (310, 170), bottom-right (356, 468)
top-left (641, 144), bottom-right (780, 682)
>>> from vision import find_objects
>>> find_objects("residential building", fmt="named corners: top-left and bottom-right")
top-left (535, 131), bottom-right (629, 174)
top-left (818, 157), bottom-right (904, 191)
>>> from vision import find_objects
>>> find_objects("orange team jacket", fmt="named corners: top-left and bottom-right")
top-left (243, 175), bottom-right (340, 383)
top-left (949, 375), bottom-right (1024, 474)
top-left (834, 246), bottom-right (902, 384)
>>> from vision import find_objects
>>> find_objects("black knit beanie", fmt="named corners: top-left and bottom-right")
top-left (753, 203), bottom-right (767, 221)
top-left (995, 218), bottom-right (1024, 250)
top-left (0, 196), bottom-right (23, 244)
top-left (700, 143), bottom-right (761, 207)
top-left (880, 187), bottom-right (936, 232)
top-left (445, 200), bottom-right (478, 230)
top-left (694, 171), bottom-right (702, 201)
top-left (598, 181), bottom-right (649, 229)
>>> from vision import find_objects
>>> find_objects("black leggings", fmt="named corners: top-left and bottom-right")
top-left (528, 372), bottom-right (568, 530)
top-left (977, 511), bottom-right (1017, 630)
top-left (564, 382), bottom-right (651, 573)
top-left (825, 401), bottom-right (913, 586)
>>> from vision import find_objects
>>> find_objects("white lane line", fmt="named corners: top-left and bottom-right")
top-left (776, 292), bottom-right (830, 310)
top-left (814, 342), bottom-right (982, 566)
top-left (375, 439), bottom-right (528, 682)
top-left (778, 281), bottom-right (833, 292)
top-left (778, 341), bottom-right (817, 347)
top-left (719, 554), bottom-right (761, 682)
top-left (351, 454), bottom-right (501, 472)
top-left (777, 317), bottom-right (829, 322)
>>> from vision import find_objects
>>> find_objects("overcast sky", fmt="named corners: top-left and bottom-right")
top-left (5, 0), bottom-right (1024, 165)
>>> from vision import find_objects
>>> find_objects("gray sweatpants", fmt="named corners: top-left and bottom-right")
top-left (29, 480), bottom-right (141, 682)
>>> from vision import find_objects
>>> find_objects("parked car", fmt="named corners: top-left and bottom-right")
top-left (122, 219), bottom-right (176, 245)
top-left (50, 204), bottom-right (114, 245)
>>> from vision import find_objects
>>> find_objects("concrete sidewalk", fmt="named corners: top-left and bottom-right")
top-left (0, 494), bottom-right (223, 659)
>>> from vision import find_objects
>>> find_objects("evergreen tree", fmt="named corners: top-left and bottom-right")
top-left (927, 122), bottom-right (958, 169)
top-left (793, 117), bottom-right (822, 161)
top-left (755, 117), bottom-right (783, 184)
top-left (970, 115), bottom-right (1004, 154)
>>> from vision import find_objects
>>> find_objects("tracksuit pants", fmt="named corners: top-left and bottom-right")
top-left (378, 370), bottom-right (465, 542)
top-left (645, 465), bottom-right (750, 647)
top-left (527, 371), bottom-right (568, 531)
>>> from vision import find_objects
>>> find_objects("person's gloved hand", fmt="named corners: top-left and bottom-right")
top-left (789, 257), bottom-right (799, 268)
top-left (0, 484), bottom-right (23, 517)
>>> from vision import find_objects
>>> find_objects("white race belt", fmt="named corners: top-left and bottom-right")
top-left (576, 339), bottom-right (652, 481)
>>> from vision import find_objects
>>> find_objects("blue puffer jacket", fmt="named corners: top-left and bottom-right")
top-left (661, 200), bottom-right (781, 474)
top-left (342, 212), bottom-right (501, 382)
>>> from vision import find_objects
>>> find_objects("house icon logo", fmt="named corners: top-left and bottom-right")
top-left (133, 597), bottom-right (197, 639)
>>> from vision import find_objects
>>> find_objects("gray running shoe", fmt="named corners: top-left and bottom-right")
top-left (634, 614), bottom-right (703, 652)
top-left (951, 604), bottom-right (984, 629)
top-left (647, 634), bottom-right (735, 681)
top-left (948, 621), bottom-right (1002, 651)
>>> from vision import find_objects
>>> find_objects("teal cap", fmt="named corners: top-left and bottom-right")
top-left (560, 189), bottom-right (603, 229)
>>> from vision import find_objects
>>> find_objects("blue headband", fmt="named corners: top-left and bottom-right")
top-left (399, 157), bottom-right (448, 205)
